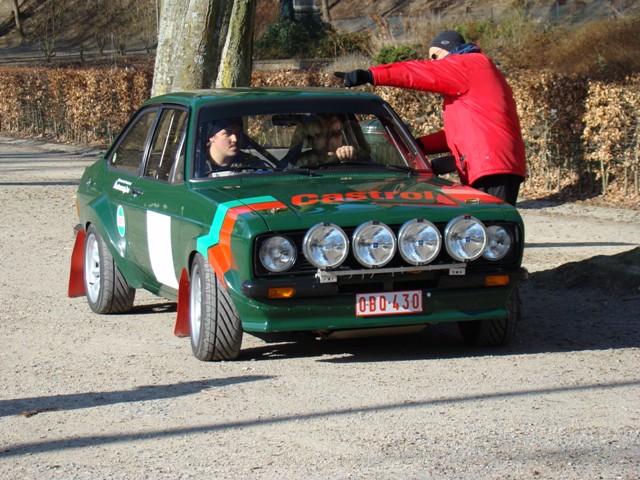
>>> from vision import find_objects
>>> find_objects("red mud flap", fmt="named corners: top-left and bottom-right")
top-left (174, 268), bottom-right (190, 337)
top-left (68, 226), bottom-right (86, 297)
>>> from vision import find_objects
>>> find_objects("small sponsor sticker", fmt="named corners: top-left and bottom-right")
top-left (117, 205), bottom-right (126, 237)
top-left (113, 178), bottom-right (132, 194)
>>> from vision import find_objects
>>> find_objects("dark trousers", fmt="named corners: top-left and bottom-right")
top-left (471, 174), bottom-right (524, 207)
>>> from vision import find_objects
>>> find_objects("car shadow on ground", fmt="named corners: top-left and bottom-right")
top-left (240, 250), bottom-right (640, 363)
top-left (516, 188), bottom-right (602, 209)
top-left (122, 251), bottom-right (638, 363)
top-left (130, 302), bottom-right (176, 315)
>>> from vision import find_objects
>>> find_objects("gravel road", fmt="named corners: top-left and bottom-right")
top-left (1, 136), bottom-right (638, 479)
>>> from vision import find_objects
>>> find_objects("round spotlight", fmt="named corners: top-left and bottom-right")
top-left (302, 223), bottom-right (349, 269)
top-left (444, 215), bottom-right (487, 262)
top-left (398, 218), bottom-right (442, 265)
top-left (352, 221), bottom-right (396, 268)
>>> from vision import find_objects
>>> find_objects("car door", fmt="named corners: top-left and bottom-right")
top-left (105, 106), bottom-right (159, 287)
top-left (122, 106), bottom-right (189, 294)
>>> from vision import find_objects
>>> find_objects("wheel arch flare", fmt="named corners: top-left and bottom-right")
top-left (174, 195), bottom-right (287, 336)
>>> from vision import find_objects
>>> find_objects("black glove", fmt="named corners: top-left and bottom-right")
top-left (334, 70), bottom-right (373, 87)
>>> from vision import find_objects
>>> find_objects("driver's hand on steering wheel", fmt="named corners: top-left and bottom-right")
top-left (330, 146), bottom-right (356, 160)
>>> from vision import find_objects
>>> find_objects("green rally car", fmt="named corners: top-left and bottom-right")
top-left (68, 87), bottom-right (527, 361)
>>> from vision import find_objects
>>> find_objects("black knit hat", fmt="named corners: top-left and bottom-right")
top-left (207, 117), bottom-right (242, 138)
top-left (429, 30), bottom-right (466, 52)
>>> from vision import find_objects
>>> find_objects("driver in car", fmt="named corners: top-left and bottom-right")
top-left (296, 114), bottom-right (357, 168)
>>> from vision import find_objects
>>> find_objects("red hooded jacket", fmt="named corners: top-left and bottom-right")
top-left (369, 52), bottom-right (527, 186)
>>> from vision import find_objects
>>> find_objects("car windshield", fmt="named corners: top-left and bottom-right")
top-left (193, 107), bottom-right (430, 179)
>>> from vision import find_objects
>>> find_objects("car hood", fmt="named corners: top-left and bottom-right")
top-left (196, 174), bottom-right (514, 230)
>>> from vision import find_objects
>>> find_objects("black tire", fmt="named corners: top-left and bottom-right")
top-left (189, 253), bottom-right (242, 361)
top-left (458, 286), bottom-right (520, 347)
top-left (83, 225), bottom-right (135, 314)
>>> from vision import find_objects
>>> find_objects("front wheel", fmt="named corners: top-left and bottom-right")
top-left (458, 286), bottom-right (520, 347)
top-left (189, 253), bottom-right (242, 361)
top-left (83, 225), bottom-right (135, 314)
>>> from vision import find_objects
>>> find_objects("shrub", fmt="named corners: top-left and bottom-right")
top-left (440, 10), bottom-right (640, 79)
top-left (374, 45), bottom-right (418, 64)
top-left (254, 18), bottom-right (371, 60)
top-left (254, 18), bottom-right (332, 59)
top-left (319, 30), bottom-right (372, 58)
top-left (0, 65), bottom-right (637, 206)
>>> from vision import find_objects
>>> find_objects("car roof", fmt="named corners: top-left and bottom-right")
top-left (144, 87), bottom-right (384, 108)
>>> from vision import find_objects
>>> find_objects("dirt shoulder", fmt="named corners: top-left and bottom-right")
top-left (0, 136), bottom-right (638, 479)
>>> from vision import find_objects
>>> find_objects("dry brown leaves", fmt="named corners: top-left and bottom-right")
top-left (0, 66), bottom-right (637, 206)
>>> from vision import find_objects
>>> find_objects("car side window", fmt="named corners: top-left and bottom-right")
top-left (144, 108), bottom-right (188, 183)
top-left (110, 109), bottom-right (158, 174)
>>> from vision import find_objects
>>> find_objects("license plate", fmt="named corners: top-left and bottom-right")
top-left (355, 290), bottom-right (423, 317)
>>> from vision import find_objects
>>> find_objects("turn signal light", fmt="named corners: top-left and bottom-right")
top-left (484, 275), bottom-right (510, 287)
top-left (267, 287), bottom-right (295, 299)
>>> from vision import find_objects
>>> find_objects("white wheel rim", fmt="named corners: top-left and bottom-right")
top-left (85, 234), bottom-right (101, 303)
top-left (190, 264), bottom-right (202, 345)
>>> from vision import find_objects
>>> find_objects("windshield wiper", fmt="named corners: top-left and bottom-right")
top-left (281, 166), bottom-right (321, 176)
top-left (312, 161), bottom-right (425, 175)
top-left (380, 164), bottom-right (429, 175)
top-left (314, 160), bottom-right (370, 169)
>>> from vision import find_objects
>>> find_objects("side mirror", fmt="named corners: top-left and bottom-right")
top-left (430, 155), bottom-right (457, 175)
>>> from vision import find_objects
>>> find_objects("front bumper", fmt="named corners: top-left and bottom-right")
top-left (236, 267), bottom-right (528, 333)
top-left (241, 267), bottom-right (529, 299)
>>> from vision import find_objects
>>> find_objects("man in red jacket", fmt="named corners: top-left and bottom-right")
top-left (336, 30), bottom-right (527, 206)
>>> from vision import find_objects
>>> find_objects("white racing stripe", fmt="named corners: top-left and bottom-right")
top-left (146, 211), bottom-right (179, 289)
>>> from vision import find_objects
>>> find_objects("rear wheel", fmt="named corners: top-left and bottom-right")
top-left (189, 253), bottom-right (242, 361)
top-left (458, 286), bottom-right (520, 347)
top-left (83, 225), bottom-right (135, 314)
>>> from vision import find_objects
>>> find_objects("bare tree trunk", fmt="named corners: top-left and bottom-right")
top-left (152, 0), bottom-right (222, 96)
top-left (153, 0), bottom-right (255, 96)
top-left (320, 0), bottom-right (331, 22)
top-left (11, 0), bottom-right (25, 38)
top-left (216, 0), bottom-right (256, 87)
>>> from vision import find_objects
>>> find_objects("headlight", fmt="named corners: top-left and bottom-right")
top-left (303, 223), bottom-right (349, 269)
top-left (483, 225), bottom-right (513, 260)
top-left (398, 219), bottom-right (441, 265)
top-left (259, 236), bottom-right (297, 272)
top-left (444, 215), bottom-right (487, 262)
top-left (352, 221), bottom-right (396, 268)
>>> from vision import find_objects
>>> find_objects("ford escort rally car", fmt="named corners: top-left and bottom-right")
top-left (68, 87), bottom-right (528, 361)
